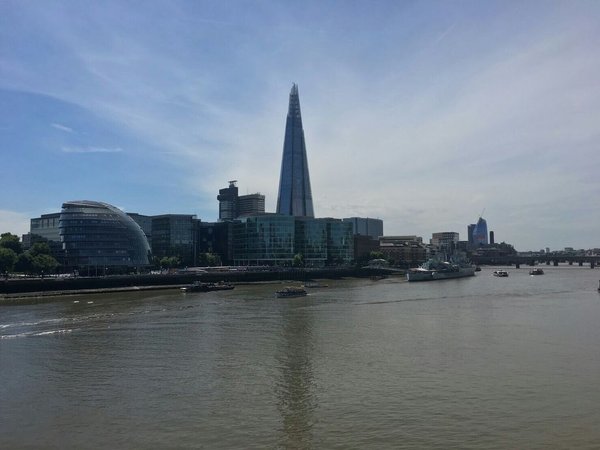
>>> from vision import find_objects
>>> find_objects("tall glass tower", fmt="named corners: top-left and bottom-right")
top-left (473, 217), bottom-right (489, 245)
top-left (276, 83), bottom-right (315, 217)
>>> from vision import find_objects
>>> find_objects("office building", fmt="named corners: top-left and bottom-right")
top-left (472, 217), bottom-right (489, 246)
top-left (197, 221), bottom-right (233, 265)
top-left (233, 214), bottom-right (296, 265)
top-left (232, 215), bottom-right (353, 266)
top-left (467, 224), bottom-right (476, 245)
top-left (30, 213), bottom-right (61, 243)
top-left (59, 200), bottom-right (151, 270)
top-left (218, 181), bottom-right (266, 220)
top-left (151, 214), bottom-right (197, 266)
top-left (295, 217), bottom-right (328, 266)
top-left (276, 84), bottom-right (315, 217)
top-left (218, 181), bottom-right (239, 221)
top-left (431, 232), bottom-right (459, 248)
top-left (237, 193), bottom-right (265, 217)
top-left (343, 217), bottom-right (384, 239)
top-left (127, 213), bottom-right (153, 241)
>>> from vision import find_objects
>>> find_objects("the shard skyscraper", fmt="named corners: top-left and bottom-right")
top-left (276, 83), bottom-right (315, 217)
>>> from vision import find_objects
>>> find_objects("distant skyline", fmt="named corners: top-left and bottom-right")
top-left (1, 1), bottom-right (599, 251)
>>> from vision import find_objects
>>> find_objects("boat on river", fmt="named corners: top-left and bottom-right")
top-left (181, 281), bottom-right (235, 293)
top-left (529, 268), bottom-right (544, 275)
top-left (276, 286), bottom-right (308, 298)
top-left (493, 270), bottom-right (509, 277)
top-left (407, 255), bottom-right (475, 282)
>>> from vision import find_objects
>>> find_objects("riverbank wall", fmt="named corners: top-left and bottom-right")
top-left (0, 267), bottom-right (394, 296)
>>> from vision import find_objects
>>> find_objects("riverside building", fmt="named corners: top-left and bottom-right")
top-left (59, 200), bottom-right (151, 272)
top-left (232, 215), bottom-right (352, 266)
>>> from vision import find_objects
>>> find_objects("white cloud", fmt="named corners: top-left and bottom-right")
top-left (51, 122), bottom-right (74, 133)
top-left (0, 210), bottom-right (30, 237)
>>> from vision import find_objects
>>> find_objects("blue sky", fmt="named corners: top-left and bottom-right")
top-left (1, 0), bottom-right (599, 250)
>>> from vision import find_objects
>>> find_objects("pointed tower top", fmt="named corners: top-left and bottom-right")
top-left (276, 83), bottom-right (314, 217)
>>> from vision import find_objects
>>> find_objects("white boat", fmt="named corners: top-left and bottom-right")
top-left (529, 268), bottom-right (544, 275)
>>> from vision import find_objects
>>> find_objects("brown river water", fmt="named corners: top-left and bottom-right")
top-left (2, 266), bottom-right (600, 449)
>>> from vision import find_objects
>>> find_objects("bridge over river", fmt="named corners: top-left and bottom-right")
top-left (471, 255), bottom-right (599, 268)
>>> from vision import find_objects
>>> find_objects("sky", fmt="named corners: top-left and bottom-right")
top-left (1, 0), bottom-right (599, 251)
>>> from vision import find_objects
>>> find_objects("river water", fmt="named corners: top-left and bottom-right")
top-left (2, 267), bottom-right (600, 449)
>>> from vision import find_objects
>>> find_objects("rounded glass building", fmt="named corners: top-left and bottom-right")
top-left (59, 200), bottom-right (151, 270)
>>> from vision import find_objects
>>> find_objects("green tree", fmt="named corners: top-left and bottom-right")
top-left (14, 252), bottom-right (34, 273)
top-left (32, 254), bottom-right (59, 274)
top-left (369, 251), bottom-right (385, 260)
top-left (293, 253), bottom-right (304, 267)
top-left (0, 232), bottom-right (22, 254)
top-left (160, 256), bottom-right (181, 269)
top-left (0, 247), bottom-right (17, 273)
top-left (30, 242), bottom-right (51, 256)
top-left (198, 252), bottom-right (222, 267)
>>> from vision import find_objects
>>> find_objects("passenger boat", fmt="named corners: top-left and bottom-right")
top-left (529, 268), bottom-right (544, 275)
top-left (181, 281), bottom-right (235, 292)
top-left (493, 270), bottom-right (509, 277)
top-left (407, 253), bottom-right (475, 282)
top-left (276, 286), bottom-right (308, 298)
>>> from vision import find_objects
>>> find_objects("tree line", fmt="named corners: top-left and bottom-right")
top-left (0, 233), bottom-right (60, 275)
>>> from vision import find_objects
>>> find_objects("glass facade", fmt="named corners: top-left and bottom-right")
top-left (233, 215), bottom-right (353, 266)
top-left (151, 215), bottom-right (197, 265)
top-left (342, 217), bottom-right (384, 239)
top-left (324, 219), bottom-right (354, 264)
top-left (59, 201), bottom-right (151, 269)
top-left (276, 84), bottom-right (315, 217)
top-left (295, 218), bottom-right (327, 265)
top-left (30, 213), bottom-right (61, 242)
top-left (233, 215), bottom-right (295, 265)
top-left (472, 217), bottom-right (489, 246)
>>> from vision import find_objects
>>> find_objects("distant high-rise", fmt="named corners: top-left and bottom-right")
top-left (472, 217), bottom-right (489, 246)
top-left (276, 83), bottom-right (315, 217)
top-left (217, 180), bottom-right (265, 220)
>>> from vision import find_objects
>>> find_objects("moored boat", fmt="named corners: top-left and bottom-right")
top-left (407, 255), bottom-right (475, 282)
top-left (181, 281), bottom-right (235, 292)
top-left (276, 286), bottom-right (308, 298)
